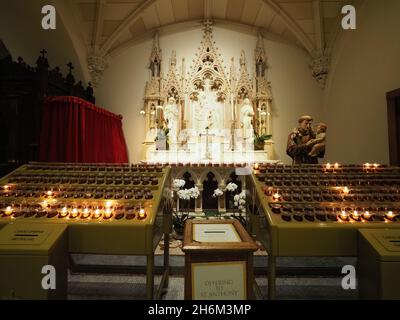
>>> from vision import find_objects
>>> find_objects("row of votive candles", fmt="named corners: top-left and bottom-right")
top-left (269, 204), bottom-right (398, 223)
top-left (6, 175), bottom-right (159, 185)
top-left (1, 204), bottom-right (147, 220)
top-left (26, 164), bottom-right (164, 172)
top-left (1, 187), bottom-right (154, 200)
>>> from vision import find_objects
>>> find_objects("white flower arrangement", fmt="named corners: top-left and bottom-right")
top-left (177, 187), bottom-right (200, 200)
top-left (172, 179), bottom-right (186, 190)
top-left (177, 189), bottom-right (189, 200)
top-left (189, 186), bottom-right (200, 199)
top-left (234, 190), bottom-right (247, 213)
top-left (226, 182), bottom-right (238, 192)
top-left (213, 188), bottom-right (224, 198)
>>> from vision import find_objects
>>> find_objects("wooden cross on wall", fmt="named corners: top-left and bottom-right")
top-left (67, 62), bottom-right (74, 74)
top-left (40, 49), bottom-right (47, 58)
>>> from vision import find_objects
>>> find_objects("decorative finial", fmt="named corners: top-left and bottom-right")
top-left (67, 62), bottom-right (74, 74)
top-left (204, 19), bottom-right (213, 34)
top-left (240, 50), bottom-right (246, 66)
top-left (40, 49), bottom-right (47, 58)
top-left (170, 51), bottom-right (177, 67)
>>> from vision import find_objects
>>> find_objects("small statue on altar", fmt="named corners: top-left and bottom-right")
top-left (240, 98), bottom-right (255, 139)
top-left (164, 97), bottom-right (179, 142)
top-left (150, 59), bottom-right (160, 77)
top-left (178, 121), bottom-right (190, 151)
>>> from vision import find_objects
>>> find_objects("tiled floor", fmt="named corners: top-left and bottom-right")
top-left (68, 273), bottom-right (358, 300)
top-left (68, 254), bottom-right (359, 300)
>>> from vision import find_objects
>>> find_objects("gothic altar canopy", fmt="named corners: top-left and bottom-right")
top-left (142, 21), bottom-right (275, 165)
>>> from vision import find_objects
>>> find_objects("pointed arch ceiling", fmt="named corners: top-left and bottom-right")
top-left (67, 0), bottom-right (364, 58)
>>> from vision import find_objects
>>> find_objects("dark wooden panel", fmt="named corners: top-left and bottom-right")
top-left (387, 89), bottom-right (400, 166)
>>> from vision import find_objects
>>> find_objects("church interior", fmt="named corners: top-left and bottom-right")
top-left (0, 0), bottom-right (400, 301)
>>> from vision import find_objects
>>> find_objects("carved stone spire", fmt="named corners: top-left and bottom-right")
top-left (149, 32), bottom-right (162, 78)
top-left (203, 19), bottom-right (213, 35)
top-left (186, 19), bottom-right (229, 93)
top-left (170, 51), bottom-right (177, 68)
top-left (236, 51), bottom-right (253, 99)
top-left (255, 33), bottom-right (267, 78)
top-left (162, 50), bottom-right (182, 100)
top-left (310, 50), bottom-right (329, 89)
top-left (180, 58), bottom-right (186, 85)
top-left (150, 32), bottom-right (162, 62)
top-left (240, 50), bottom-right (247, 67)
top-left (255, 33), bottom-right (266, 62)
top-left (87, 55), bottom-right (108, 88)
top-left (230, 57), bottom-right (236, 83)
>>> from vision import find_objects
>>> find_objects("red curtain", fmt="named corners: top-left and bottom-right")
top-left (39, 96), bottom-right (129, 163)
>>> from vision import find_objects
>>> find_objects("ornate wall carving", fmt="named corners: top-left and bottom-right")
top-left (143, 21), bottom-right (274, 144)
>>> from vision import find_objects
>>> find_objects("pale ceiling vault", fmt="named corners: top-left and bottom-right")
top-left (56, 0), bottom-right (364, 88)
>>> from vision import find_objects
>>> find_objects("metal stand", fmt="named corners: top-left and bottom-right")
top-left (146, 232), bottom-right (171, 300)
top-left (268, 254), bottom-right (276, 300)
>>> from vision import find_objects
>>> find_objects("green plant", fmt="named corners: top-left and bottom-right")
top-left (172, 211), bottom-right (194, 238)
top-left (254, 133), bottom-right (272, 150)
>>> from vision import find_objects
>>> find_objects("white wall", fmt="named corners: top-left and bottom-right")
top-left (0, 0), bottom-right (85, 81)
top-left (323, 0), bottom-right (400, 165)
top-left (97, 26), bottom-right (323, 163)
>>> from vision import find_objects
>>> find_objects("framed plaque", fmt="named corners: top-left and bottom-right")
top-left (192, 261), bottom-right (247, 300)
top-left (183, 220), bottom-right (258, 300)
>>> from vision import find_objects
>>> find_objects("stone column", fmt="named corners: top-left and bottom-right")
top-left (218, 183), bottom-right (226, 213)
top-left (196, 184), bottom-right (203, 213)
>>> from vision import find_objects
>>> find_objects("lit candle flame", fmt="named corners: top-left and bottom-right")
top-left (254, 163), bottom-right (260, 170)
top-left (326, 163), bottom-right (331, 170)
top-left (364, 163), bottom-right (370, 168)
top-left (139, 208), bottom-right (146, 219)
top-left (334, 163), bottom-right (340, 169)
top-left (47, 191), bottom-right (53, 197)
top-left (273, 193), bottom-right (281, 201)
top-left (340, 210), bottom-right (348, 220)
top-left (387, 211), bottom-right (395, 219)
top-left (3, 185), bottom-right (9, 191)
top-left (82, 208), bottom-right (90, 218)
top-left (60, 207), bottom-right (68, 217)
top-left (104, 208), bottom-right (112, 219)
top-left (93, 209), bottom-right (101, 218)
top-left (70, 208), bottom-right (79, 218)
top-left (5, 206), bottom-right (13, 216)
top-left (105, 201), bottom-right (113, 209)
top-left (363, 211), bottom-right (371, 219)
top-left (343, 187), bottom-right (350, 194)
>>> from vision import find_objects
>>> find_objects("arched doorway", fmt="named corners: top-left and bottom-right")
top-left (202, 172), bottom-right (219, 212)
